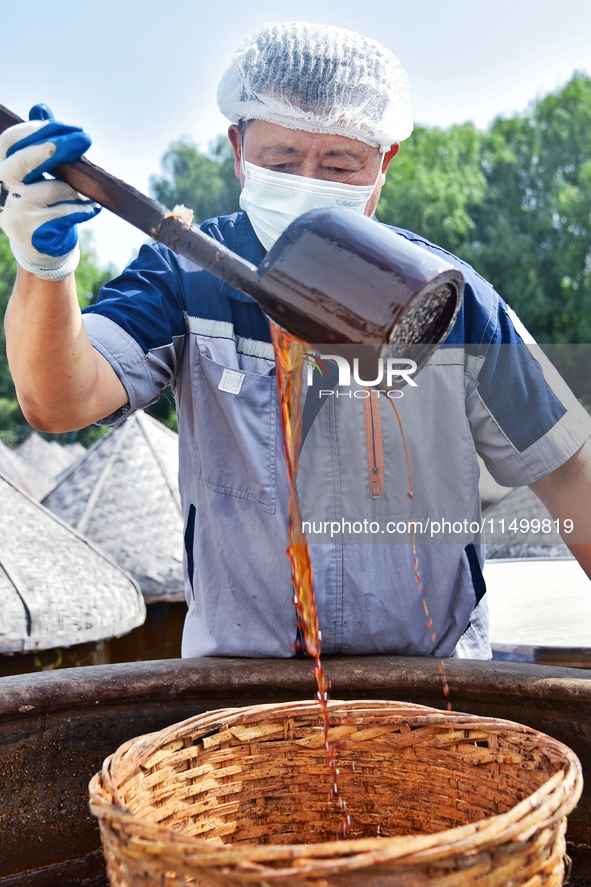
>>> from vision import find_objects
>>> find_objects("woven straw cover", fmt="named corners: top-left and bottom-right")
top-left (89, 699), bottom-right (583, 887)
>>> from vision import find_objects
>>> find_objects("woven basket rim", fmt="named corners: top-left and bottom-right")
top-left (89, 698), bottom-right (583, 873)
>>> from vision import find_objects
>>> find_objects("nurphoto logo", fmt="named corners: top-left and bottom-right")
top-left (305, 353), bottom-right (418, 398)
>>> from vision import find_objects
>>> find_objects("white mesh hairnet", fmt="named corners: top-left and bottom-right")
top-left (217, 22), bottom-right (413, 151)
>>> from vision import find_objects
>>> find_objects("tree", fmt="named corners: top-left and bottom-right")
top-left (377, 75), bottom-right (591, 348)
top-left (148, 135), bottom-right (242, 430)
top-left (150, 135), bottom-right (240, 222)
top-left (377, 74), bottom-right (591, 407)
top-left (461, 73), bottom-right (591, 345)
top-left (76, 230), bottom-right (119, 308)
top-left (0, 230), bottom-right (17, 402)
top-left (377, 123), bottom-right (487, 254)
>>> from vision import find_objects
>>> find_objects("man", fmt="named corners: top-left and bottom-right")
top-left (3, 23), bottom-right (591, 660)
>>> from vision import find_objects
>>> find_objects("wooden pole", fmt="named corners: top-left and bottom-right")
top-left (0, 103), bottom-right (275, 307)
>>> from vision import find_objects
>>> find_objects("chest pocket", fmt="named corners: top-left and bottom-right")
top-left (193, 349), bottom-right (278, 512)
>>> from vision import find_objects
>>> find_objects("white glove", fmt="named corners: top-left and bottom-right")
top-left (0, 106), bottom-right (101, 281)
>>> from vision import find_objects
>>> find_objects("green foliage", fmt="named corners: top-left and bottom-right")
top-left (150, 135), bottom-right (241, 222)
top-left (459, 73), bottom-right (591, 344)
top-left (0, 233), bottom-right (25, 445)
top-left (76, 230), bottom-right (119, 308)
top-left (377, 122), bottom-right (487, 253)
top-left (378, 73), bottom-right (591, 349)
top-left (148, 135), bottom-right (242, 430)
top-left (0, 231), bottom-right (17, 402)
top-left (0, 397), bottom-right (27, 447)
top-left (146, 389), bottom-right (178, 433)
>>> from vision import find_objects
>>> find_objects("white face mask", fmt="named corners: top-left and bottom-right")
top-left (239, 159), bottom-right (383, 251)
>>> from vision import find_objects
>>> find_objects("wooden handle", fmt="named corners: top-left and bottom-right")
top-left (0, 103), bottom-right (274, 307)
top-left (0, 104), bottom-right (166, 237)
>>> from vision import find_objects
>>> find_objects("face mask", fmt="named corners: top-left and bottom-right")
top-left (239, 159), bottom-right (383, 251)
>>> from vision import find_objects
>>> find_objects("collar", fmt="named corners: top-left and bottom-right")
top-left (220, 212), bottom-right (266, 303)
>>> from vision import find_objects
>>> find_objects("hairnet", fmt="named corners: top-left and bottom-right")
top-left (217, 22), bottom-right (413, 151)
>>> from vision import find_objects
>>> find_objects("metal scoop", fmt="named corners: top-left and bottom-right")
top-left (0, 104), bottom-right (463, 377)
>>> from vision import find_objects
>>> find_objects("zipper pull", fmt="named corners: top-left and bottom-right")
top-left (371, 466), bottom-right (380, 499)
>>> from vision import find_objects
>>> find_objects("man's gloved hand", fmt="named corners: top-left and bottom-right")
top-left (0, 105), bottom-right (101, 281)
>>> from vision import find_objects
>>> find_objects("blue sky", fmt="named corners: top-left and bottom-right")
top-left (2, 0), bottom-right (590, 269)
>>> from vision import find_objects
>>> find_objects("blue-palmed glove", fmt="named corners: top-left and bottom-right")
top-left (0, 105), bottom-right (101, 281)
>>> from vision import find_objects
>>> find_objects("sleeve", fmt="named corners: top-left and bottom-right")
top-left (82, 243), bottom-right (187, 425)
top-left (466, 298), bottom-right (591, 487)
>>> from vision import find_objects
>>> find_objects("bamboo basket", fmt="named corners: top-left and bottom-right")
top-left (89, 699), bottom-right (583, 887)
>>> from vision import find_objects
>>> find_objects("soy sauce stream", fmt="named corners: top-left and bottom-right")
top-left (271, 323), bottom-right (351, 839)
top-left (388, 398), bottom-right (452, 712)
top-left (271, 324), bottom-right (452, 841)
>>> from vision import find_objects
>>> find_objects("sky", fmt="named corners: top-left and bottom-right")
top-left (2, 0), bottom-right (590, 270)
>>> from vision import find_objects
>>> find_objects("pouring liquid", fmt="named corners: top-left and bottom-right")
top-left (388, 398), bottom-right (452, 712)
top-left (271, 323), bottom-right (351, 838)
top-left (271, 324), bottom-right (451, 842)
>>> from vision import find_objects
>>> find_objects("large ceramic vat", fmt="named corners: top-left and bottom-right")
top-left (1, 656), bottom-right (591, 886)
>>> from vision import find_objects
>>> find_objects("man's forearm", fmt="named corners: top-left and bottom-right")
top-left (4, 267), bottom-right (128, 432)
top-left (529, 438), bottom-right (591, 579)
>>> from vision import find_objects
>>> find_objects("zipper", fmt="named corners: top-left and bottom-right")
top-left (363, 388), bottom-right (384, 499)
